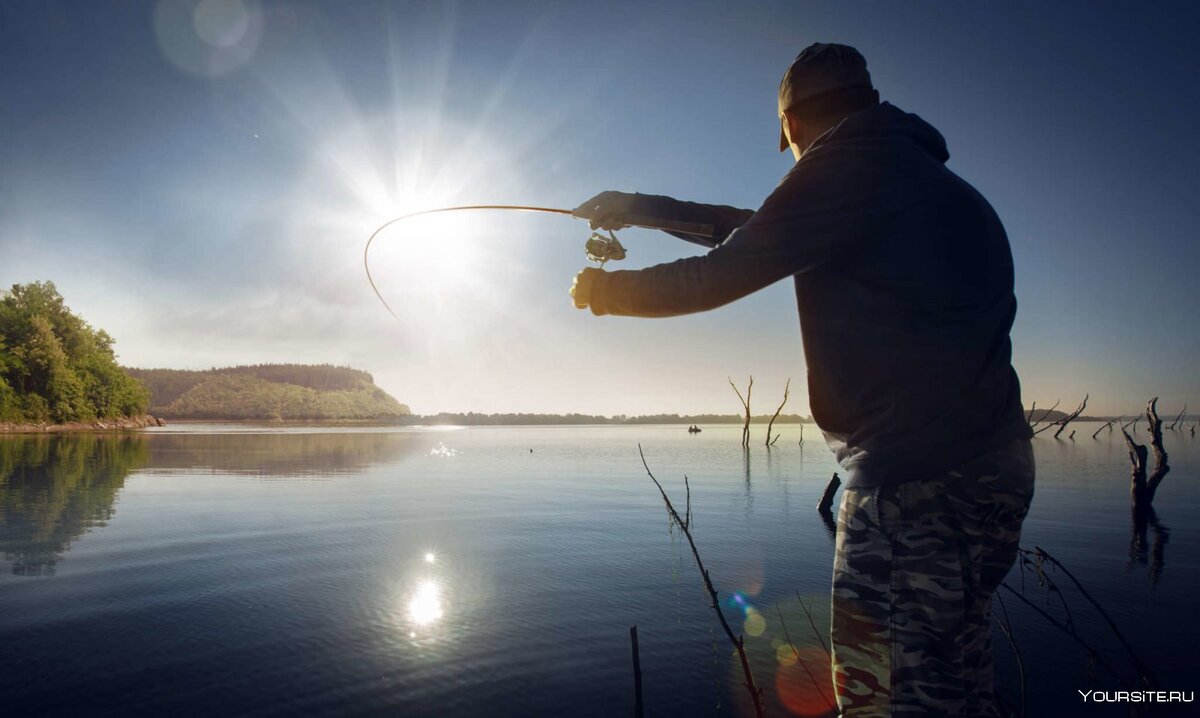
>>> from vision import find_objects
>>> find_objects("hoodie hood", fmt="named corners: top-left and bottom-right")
top-left (815, 101), bottom-right (950, 164)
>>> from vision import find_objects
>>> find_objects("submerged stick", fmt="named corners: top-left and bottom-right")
top-left (997, 583), bottom-right (1125, 686)
top-left (1026, 546), bottom-right (1157, 687)
top-left (630, 626), bottom-right (644, 718)
top-left (817, 473), bottom-right (841, 515)
top-left (638, 445), bottom-right (765, 718)
top-left (775, 603), bottom-right (834, 712)
top-left (796, 592), bottom-right (831, 659)
top-left (993, 590), bottom-right (1025, 718)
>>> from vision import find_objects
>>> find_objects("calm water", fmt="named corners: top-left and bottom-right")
top-left (1, 424), bottom-right (1197, 717)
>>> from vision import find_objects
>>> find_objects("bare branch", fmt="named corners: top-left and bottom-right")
top-left (796, 592), bottom-right (831, 659)
top-left (1031, 394), bottom-right (1087, 438)
top-left (1029, 398), bottom-right (1061, 429)
top-left (992, 591), bottom-right (1024, 718)
top-left (728, 376), bottom-right (753, 448)
top-left (638, 445), bottom-right (765, 717)
top-left (998, 583), bottom-right (1126, 685)
top-left (1168, 404), bottom-right (1187, 430)
top-left (1026, 546), bottom-right (1157, 687)
top-left (766, 378), bottom-right (790, 447)
top-left (1091, 418), bottom-right (1118, 440)
top-left (775, 603), bottom-right (834, 712)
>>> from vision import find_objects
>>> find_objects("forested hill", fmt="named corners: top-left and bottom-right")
top-left (126, 364), bottom-right (410, 421)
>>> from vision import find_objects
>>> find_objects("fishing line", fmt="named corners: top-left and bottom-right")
top-left (364, 204), bottom-right (714, 320)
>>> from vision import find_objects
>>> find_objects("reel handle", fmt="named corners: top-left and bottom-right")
top-left (620, 214), bottom-right (714, 238)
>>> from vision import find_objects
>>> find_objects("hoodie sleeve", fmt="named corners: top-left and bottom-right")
top-left (614, 192), bottom-right (754, 248)
top-left (588, 146), bottom-right (905, 318)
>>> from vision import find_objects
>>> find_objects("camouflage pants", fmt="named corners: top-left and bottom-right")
top-left (831, 439), bottom-right (1035, 717)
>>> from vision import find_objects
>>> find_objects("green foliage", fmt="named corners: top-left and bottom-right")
top-left (128, 365), bottom-right (410, 421)
top-left (0, 281), bottom-right (150, 424)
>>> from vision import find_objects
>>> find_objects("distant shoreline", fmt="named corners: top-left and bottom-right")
top-left (0, 415), bottom-right (164, 434)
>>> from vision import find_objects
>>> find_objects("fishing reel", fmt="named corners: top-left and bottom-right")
top-left (584, 229), bottom-right (627, 268)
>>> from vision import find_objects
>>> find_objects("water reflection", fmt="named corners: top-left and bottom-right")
top-left (1129, 506), bottom-right (1170, 586)
top-left (402, 549), bottom-right (449, 638)
top-left (146, 431), bottom-right (419, 477)
top-left (0, 430), bottom-right (421, 575)
top-left (0, 435), bottom-right (147, 576)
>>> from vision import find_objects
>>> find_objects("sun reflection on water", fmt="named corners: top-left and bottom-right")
top-left (408, 580), bottom-right (444, 627)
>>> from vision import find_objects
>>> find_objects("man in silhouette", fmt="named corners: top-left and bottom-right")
top-left (571, 43), bottom-right (1034, 717)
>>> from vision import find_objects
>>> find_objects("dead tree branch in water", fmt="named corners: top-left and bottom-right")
top-left (1125, 398), bottom-right (1170, 511)
top-left (1020, 547), bottom-right (1157, 687)
top-left (997, 584), bottom-right (1127, 686)
top-left (766, 378), bottom-right (790, 447)
top-left (817, 473), bottom-right (841, 515)
top-left (1028, 399), bottom-right (1060, 430)
top-left (795, 592), bottom-right (831, 659)
top-left (729, 376), bottom-right (753, 448)
top-left (638, 445), bottom-right (765, 718)
top-left (1031, 394), bottom-right (1088, 438)
top-left (775, 603), bottom-right (834, 713)
top-left (817, 473), bottom-right (841, 540)
top-left (1092, 417), bottom-right (1119, 439)
top-left (1168, 404), bottom-right (1187, 430)
top-left (1144, 399), bottom-right (1170, 503)
top-left (992, 591), bottom-right (1025, 718)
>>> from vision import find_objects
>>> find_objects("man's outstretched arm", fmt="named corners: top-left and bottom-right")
top-left (573, 191), bottom-right (754, 249)
top-left (572, 151), bottom-right (906, 317)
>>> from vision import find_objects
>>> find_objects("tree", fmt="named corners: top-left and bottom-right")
top-left (0, 282), bottom-right (149, 424)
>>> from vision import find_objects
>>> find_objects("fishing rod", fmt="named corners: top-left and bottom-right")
top-left (363, 204), bottom-right (714, 320)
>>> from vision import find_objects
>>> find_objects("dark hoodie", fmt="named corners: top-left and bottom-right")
top-left (587, 102), bottom-right (1032, 488)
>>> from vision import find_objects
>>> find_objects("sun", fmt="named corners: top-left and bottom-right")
top-left (371, 205), bottom-right (487, 296)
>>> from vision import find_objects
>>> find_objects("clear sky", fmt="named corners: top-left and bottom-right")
top-left (2, 0), bottom-right (1197, 416)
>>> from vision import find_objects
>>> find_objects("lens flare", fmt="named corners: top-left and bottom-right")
top-left (153, 0), bottom-right (261, 77)
top-left (775, 646), bottom-right (834, 717)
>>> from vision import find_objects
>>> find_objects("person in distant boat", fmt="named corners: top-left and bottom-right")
top-left (570, 43), bottom-right (1034, 717)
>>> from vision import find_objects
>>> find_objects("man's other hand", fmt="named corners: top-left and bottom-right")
top-left (573, 191), bottom-right (639, 231)
top-left (570, 268), bottom-right (601, 309)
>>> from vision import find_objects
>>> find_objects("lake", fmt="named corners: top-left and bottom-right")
top-left (1, 424), bottom-right (1197, 717)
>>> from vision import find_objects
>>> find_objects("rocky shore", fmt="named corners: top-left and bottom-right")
top-left (0, 414), bottom-right (166, 434)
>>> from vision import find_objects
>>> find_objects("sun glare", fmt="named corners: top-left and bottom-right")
top-left (407, 580), bottom-right (444, 626)
top-left (375, 207), bottom-right (487, 294)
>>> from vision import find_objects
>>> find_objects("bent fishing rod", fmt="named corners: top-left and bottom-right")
top-left (364, 204), bottom-right (714, 320)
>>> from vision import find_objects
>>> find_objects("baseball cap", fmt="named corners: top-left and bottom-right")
top-left (778, 43), bottom-right (873, 151)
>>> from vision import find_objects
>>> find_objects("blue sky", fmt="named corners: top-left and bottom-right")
top-left (2, 0), bottom-right (1197, 416)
